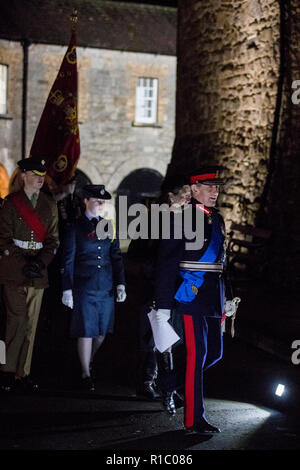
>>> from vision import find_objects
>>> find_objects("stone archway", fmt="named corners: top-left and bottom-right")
top-left (115, 167), bottom-right (164, 246)
top-left (73, 168), bottom-right (92, 198)
top-left (117, 167), bottom-right (163, 206)
top-left (106, 157), bottom-right (168, 196)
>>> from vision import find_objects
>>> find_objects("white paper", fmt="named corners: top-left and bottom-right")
top-left (147, 309), bottom-right (180, 353)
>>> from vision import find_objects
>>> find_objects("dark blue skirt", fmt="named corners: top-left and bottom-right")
top-left (70, 286), bottom-right (114, 338)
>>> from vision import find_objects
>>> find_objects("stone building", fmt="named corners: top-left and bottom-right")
top-left (2, 0), bottom-right (299, 286)
top-left (0, 0), bottom-right (177, 208)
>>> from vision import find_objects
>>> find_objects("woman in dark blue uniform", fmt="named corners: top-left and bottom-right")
top-left (61, 184), bottom-right (126, 391)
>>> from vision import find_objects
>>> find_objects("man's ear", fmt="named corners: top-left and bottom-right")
top-left (190, 184), bottom-right (198, 197)
top-left (168, 192), bottom-right (174, 203)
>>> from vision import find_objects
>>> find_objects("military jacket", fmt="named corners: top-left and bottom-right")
top-left (60, 215), bottom-right (125, 293)
top-left (0, 189), bottom-right (59, 288)
top-left (154, 202), bottom-right (230, 317)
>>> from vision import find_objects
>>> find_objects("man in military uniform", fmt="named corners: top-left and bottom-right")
top-left (154, 165), bottom-right (236, 434)
top-left (0, 157), bottom-right (59, 392)
top-left (61, 184), bottom-right (126, 391)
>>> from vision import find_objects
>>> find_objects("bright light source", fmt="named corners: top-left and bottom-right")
top-left (275, 384), bottom-right (285, 397)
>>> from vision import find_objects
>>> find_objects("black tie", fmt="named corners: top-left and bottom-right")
top-left (91, 218), bottom-right (98, 228)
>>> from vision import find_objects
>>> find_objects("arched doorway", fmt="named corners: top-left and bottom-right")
top-left (64, 168), bottom-right (92, 218)
top-left (73, 168), bottom-right (92, 198)
top-left (116, 168), bottom-right (163, 242)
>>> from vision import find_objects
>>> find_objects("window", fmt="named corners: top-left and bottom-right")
top-left (135, 77), bottom-right (158, 124)
top-left (0, 64), bottom-right (8, 115)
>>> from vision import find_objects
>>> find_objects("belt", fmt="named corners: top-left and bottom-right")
top-left (13, 239), bottom-right (43, 250)
top-left (179, 261), bottom-right (224, 273)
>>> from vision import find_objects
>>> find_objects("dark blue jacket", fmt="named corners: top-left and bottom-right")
top-left (154, 202), bottom-right (231, 317)
top-left (61, 215), bottom-right (125, 293)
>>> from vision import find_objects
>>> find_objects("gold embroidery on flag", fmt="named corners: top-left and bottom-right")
top-left (49, 90), bottom-right (64, 107)
top-left (53, 155), bottom-right (68, 173)
top-left (66, 46), bottom-right (77, 65)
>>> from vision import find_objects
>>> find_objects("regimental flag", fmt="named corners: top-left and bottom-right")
top-left (29, 30), bottom-right (80, 188)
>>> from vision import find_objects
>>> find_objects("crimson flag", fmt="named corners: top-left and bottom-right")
top-left (30, 31), bottom-right (80, 188)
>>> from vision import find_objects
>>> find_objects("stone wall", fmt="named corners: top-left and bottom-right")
top-left (170, 0), bottom-right (280, 230)
top-left (0, 39), bottom-right (23, 176)
top-left (26, 44), bottom-right (176, 196)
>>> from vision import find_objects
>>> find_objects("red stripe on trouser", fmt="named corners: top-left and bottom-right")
top-left (183, 315), bottom-right (196, 428)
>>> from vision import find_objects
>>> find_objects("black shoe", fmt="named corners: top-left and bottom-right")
top-left (173, 390), bottom-right (184, 409)
top-left (14, 376), bottom-right (40, 394)
top-left (136, 381), bottom-right (160, 400)
top-left (184, 419), bottom-right (221, 435)
top-left (80, 376), bottom-right (95, 392)
top-left (0, 372), bottom-right (15, 393)
top-left (162, 391), bottom-right (176, 415)
top-left (184, 426), bottom-right (196, 435)
top-left (89, 361), bottom-right (98, 380)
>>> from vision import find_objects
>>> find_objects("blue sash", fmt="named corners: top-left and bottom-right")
top-left (174, 212), bottom-right (224, 304)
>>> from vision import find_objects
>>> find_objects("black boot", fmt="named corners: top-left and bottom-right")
top-left (0, 372), bottom-right (15, 393)
top-left (156, 351), bottom-right (176, 415)
top-left (162, 390), bottom-right (176, 415)
top-left (136, 351), bottom-right (160, 400)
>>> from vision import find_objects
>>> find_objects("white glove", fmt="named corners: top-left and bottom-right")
top-left (155, 309), bottom-right (171, 323)
top-left (62, 289), bottom-right (73, 309)
top-left (224, 297), bottom-right (241, 317)
top-left (116, 284), bottom-right (126, 302)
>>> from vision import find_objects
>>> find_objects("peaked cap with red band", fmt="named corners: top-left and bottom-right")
top-left (189, 165), bottom-right (225, 186)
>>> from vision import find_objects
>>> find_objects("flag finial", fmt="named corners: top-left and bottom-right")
top-left (70, 9), bottom-right (78, 30)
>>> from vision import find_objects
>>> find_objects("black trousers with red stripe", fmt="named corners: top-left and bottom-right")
top-left (183, 314), bottom-right (223, 428)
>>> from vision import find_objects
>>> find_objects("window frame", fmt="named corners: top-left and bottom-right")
top-left (134, 77), bottom-right (158, 125)
top-left (0, 63), bottom-right (8, 115)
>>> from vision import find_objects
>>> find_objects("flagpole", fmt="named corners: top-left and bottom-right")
top-left (30, 8), bottom-right (80, 189)
top-left (70, 9), bottom-right (78, 31)
top-left (69, 8), bottom-right (78, 204)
